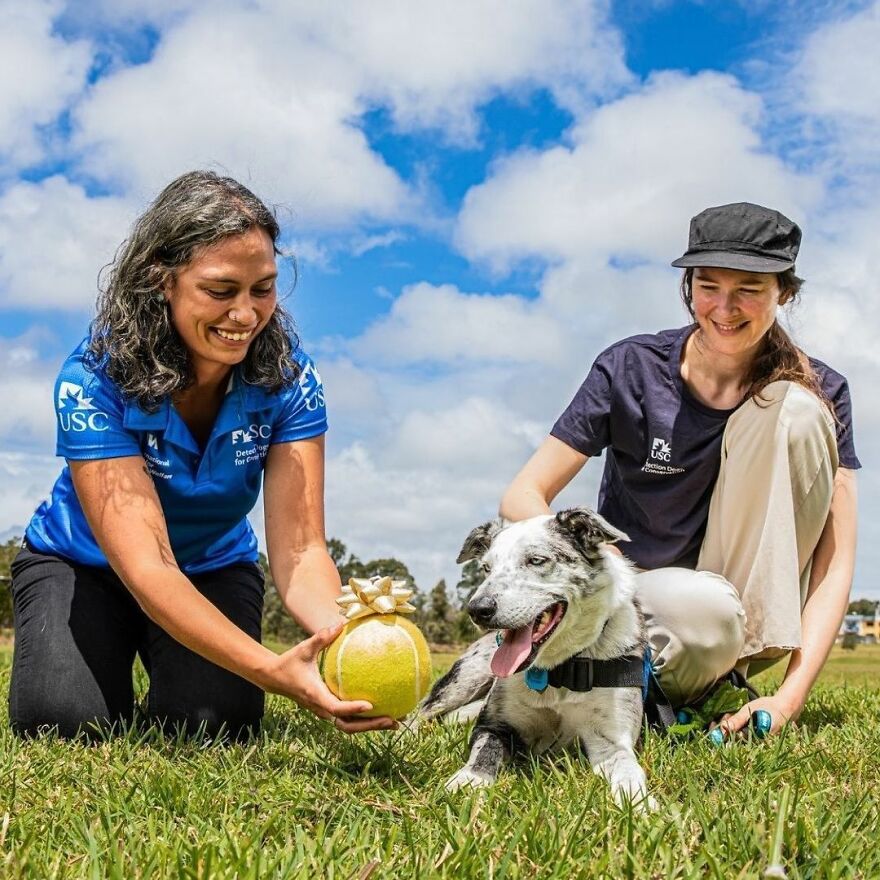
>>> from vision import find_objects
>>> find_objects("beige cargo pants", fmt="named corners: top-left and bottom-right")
top-left (637, 380), bottom-right (839, 706)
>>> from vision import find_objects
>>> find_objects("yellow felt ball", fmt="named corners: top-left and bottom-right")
top-left (323, 614), bottom-right (432, 719)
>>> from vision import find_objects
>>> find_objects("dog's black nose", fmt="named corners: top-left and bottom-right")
top-left (468, 595), bottom-right (497, 626)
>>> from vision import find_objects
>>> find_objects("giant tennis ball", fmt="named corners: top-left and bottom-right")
top-left (323, 613), bottom-right (432, 719)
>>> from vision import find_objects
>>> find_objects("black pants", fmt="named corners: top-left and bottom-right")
top-left (8, 542), bottom-right (265, 740)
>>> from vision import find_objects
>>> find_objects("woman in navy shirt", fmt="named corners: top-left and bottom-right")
top-left (501, 202), bottom-right (859, 737)
top-left (9, 171), bottom-right (394, 739)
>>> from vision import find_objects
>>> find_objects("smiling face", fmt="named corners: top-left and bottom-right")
top-left (461, 510), bottom-right (628, 676)
top-left (162, 226), bottom-right (278, 384)
top-left (690, 266), bottom-right (786, 360)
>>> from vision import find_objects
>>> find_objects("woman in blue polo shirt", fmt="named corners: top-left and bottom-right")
top-left (500, 202), bottom-right (859, 737)
top-left (9, 171), bottom-right (394, 739)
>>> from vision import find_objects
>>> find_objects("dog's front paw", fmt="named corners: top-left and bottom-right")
top-left (628, 791), bottom-right (658, 814)
top-left (611, 785), bottom-right (657, 813)
top-left (445, 767), bottom-right (494, 791)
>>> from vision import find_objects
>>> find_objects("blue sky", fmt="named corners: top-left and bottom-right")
top-left (1, 0), bottom-right (878, 599)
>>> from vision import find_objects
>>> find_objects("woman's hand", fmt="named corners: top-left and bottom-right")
top-left (263, 622), bottom-right (398, 734)
top-left (717, 693), bottom-right (801, 738)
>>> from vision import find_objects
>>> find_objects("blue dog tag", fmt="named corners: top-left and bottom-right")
top-left (525, 666), bottom-right (549, 692)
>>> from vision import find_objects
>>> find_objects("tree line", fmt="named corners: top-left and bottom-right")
top-left (5, 535), bottom-right (876, 644)
top-left (259, 537), bottom-right (482, 647)
top-left (0, 536), bottom-right (483, 647)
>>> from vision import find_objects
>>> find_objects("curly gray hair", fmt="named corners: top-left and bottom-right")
top-left (88, 170), bottom-right (300, 412)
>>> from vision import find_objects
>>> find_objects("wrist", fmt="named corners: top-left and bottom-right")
top-left (248, 645), bottom-right (284, 693)
top-left (772, 684), bottom-right (806, 719)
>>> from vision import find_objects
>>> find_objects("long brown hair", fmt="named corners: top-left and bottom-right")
top-left (680, 268), bottom-right (833, 413)
top-left (88, 171), bottom-right (301, 413)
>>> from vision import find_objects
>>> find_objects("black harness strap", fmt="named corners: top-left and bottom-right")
top-left (644, 673), bottom-right (676, 731)
top-left (541, 653), bottom-right (677, 732)
top-left (546, 655), bottom-right (645, 691)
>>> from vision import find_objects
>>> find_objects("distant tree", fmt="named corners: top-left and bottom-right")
top-left (326, 538), bottom-right (348, 567)
top-left (260, 539), bottom-right (421, 644)
top-left (0, 536), bottom-right (21, 628)
top-left (423, 579), bottom-right (456, 645)
top-left (842, 632), bottom-right (859, 651)
top-left (343, 556), bottom-right (415, 586)
top-left (258, 552), bottom-right (308, 646)
top-left (847, 599), bottom-right (879, 616)
top-left (453, 560), bottom-right (483, 644)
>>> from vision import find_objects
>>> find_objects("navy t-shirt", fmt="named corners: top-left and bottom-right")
top-left (551, 325), bottom-right (861, 571)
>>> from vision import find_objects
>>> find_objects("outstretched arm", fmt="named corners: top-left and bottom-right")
top-left (71, 453), bottom-right (387, 732)
top-left (499, 435), bottom-right (589, 521)
top-left (723, 466), bottom-right (858, 735)
top-left (262, 434), bottom-right (396, 732)
top-left (263, 435), bottom-right (345, 634)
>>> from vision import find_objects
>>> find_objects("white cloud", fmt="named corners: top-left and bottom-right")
top-left (0, 0), bottom-right (91, 171)
top-left (0, 176), bottom-right (133, 310)
top-left (2, 376), bottom-right (56, 453)
top-left (796, 2), bottom-right (880, 123)
top-left (782, 2), bottom-right (880, 601)
top-left (0, 452), bottom-right (60, 537)
top-left (783, 1), bottom-right (880, 203)
top-left (71, 10), bottom-right (412, 228)
top-left (456, 71), bottom-right (819, 272)
top-left (386, 396), bottom-right (539, 472)
top-left (348, 282), bottom-right (570, 366)
top-left (350, 231), bottom-right (406, 257)
top-left (63, 0), bottom-right (629, 141)
top-left (0, 328), bottom-right (63, 455)
top-left (295, 0), bottom-right (630, 141)
top-left (287, 238), bottom-right (334, 274)
top-left (67, 1), bottom-right (628, 228)
top-left (315, 356), bottom-right (389, 451)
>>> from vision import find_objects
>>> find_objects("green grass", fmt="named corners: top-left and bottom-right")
top-left (0, 642), bottom-right (878, 878)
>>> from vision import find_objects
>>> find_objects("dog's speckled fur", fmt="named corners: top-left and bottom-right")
top-left (418, 508), bottom-right (652, 807)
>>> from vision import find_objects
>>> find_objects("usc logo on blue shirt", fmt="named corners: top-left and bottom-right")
top-left (56, 381), bottom-right (111, 433)
top-left (26, 337), bottom-right (328, 574)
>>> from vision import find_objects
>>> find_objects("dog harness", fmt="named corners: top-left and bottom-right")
top-left (524, 652), bottom-right (649, 695)
top-left (524, 651), bottom-right (676, 729)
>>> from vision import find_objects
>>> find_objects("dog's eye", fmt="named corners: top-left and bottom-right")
top-left (480, 561), bottom-right (491, 574)
top-left (527, 556), bottom-right (550, 566)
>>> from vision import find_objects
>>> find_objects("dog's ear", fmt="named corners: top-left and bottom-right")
top-left (554, 507), bottom-right (630, 556)
top-left (456, 519), bottom-right (503, 564)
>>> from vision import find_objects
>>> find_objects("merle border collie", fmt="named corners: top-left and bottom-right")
top-left (419, 508), bottom-right (652, 807)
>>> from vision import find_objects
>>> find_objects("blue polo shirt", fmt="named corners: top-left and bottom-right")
top-left (25, 337), bottom-right (328, 574)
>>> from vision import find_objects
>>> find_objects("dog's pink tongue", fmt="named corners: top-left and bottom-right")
top-left (491, 626), bottom-right (533, 678)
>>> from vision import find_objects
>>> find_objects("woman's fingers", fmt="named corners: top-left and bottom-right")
top-left (296, 621), bottom-right (345, 661)
top-left (715, 699), bottom-right (786, 739)
top-left (720, 705), bottom-right (752, 735)
top-left (271, 625), bottom-right (399, 734)
top-left (326, 696), bottom-right (374, 717)
top-left (707, 711), bottom-right (733, 732)
top-left (333, 716), bottom-right (399, 734)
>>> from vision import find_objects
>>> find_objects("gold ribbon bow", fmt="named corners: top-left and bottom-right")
top-left (337, 575), bottom-right (417, 621)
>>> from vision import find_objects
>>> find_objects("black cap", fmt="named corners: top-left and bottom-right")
top-left (671, 202), bottom-right (801, 273)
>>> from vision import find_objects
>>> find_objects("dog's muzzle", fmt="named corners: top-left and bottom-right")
top-left (467, 595), bottom-right (497, 627)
